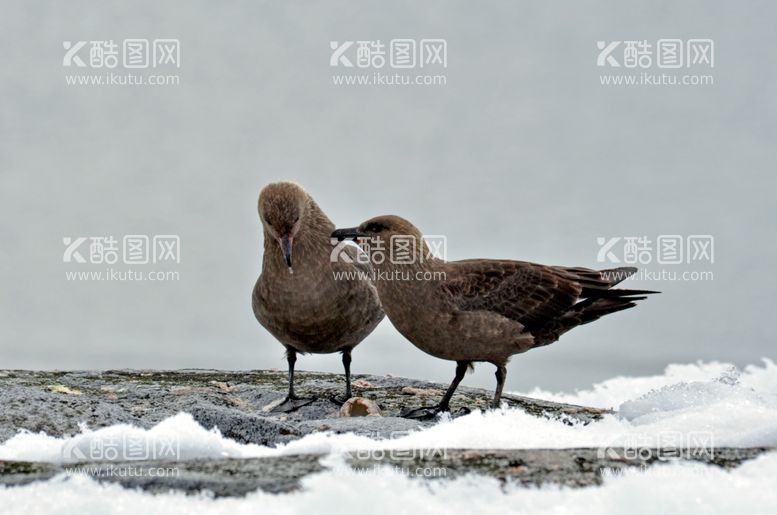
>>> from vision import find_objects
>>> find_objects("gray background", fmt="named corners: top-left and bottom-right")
top-left (1, 1), bottom-right (775, 392)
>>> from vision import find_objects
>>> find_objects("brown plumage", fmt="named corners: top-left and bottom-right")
top-left (332, 215), bottom-right (657, 418)
top-left (252, 183), bottom-right (384, 411)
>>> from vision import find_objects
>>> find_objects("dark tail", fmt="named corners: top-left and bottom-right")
top-left (533, 266), bottom-right (658, 346)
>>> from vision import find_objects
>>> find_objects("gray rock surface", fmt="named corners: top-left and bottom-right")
top-left (0, 370), bottom-right (772, 497)
top-left (0, 448), bottom-right (769, 497)
top-left (0, 369), bottom-right (610, 445)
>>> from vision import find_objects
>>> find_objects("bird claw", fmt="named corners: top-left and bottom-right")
top-left (329, 394), bottom-right (351, 406)
top-left (271, 396), bottom-right (316, 413)
top-left (400, 405), bottom-right (471, 420)
top-left (400, 405), bottom-right (444, 420)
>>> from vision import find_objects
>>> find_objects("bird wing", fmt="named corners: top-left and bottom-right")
top-left (443, 260), bottom-right (595, 331)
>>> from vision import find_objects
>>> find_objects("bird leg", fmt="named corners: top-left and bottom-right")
top-left (272, 348), bottom-right (315, 412)
top-left (492, 364), bottom-right (507, 408)
top-left (401, 361), bottom-right (470, 420)
top-left (330, 348), bottom-right (353, 405)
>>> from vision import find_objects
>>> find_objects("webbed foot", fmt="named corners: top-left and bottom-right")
top-left (271, 396), bottom-right (316, 413)
top-left (400, 405), bottom-right (445, 420)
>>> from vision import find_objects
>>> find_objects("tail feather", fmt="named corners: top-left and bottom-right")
top-left (600, 266), bottom-right (637, 286)
top-left (583, 287), bottom-right (659, 298)
top-left (532, 267), bottom-right (658, 347)
top-left (573, 296), bottom-right (644, 325)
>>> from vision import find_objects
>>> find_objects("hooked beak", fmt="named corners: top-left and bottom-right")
top-left (330, 227), bottom-right (368, 244)
top-left (278, 235), bottom-right (293, 272)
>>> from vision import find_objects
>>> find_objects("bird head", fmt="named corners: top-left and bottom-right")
top-left (258, 182), bottom-right (308, 272)
top-left (331, 215), bottom-right (435, 269)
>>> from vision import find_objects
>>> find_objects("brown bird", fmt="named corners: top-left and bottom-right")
top-left (252, 182), bottom-right (384, 412)
top-left (332, 215), bottom-right (657, 419)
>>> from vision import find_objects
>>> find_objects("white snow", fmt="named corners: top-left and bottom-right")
top-left (1, 451), bottom-right (777, 515)
top-left (0, 359), bottom-right (776, 513)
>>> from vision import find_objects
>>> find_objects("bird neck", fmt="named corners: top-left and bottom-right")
top-left (371, 256), bottom-right (443, 288)
top-left (371, 257), bottom-right (444, 321)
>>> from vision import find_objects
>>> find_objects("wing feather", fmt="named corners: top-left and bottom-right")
top-left (444, 260), bottom-right (582, 331)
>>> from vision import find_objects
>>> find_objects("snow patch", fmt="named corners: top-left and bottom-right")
top-left (1, 452), bottom-right (776, 515)
top-left (1, 360), bottom-right (776, 463)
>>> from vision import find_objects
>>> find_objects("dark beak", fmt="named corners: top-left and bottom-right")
top-left (279, 235), bottom-right (293, 271)
top-left (330, 227), bottom-right (368, 243)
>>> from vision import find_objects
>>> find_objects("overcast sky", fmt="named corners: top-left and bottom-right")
top-left (1, 1), bottom-right (775, 393)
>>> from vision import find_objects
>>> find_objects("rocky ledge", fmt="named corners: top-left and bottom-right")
top-left (0, 369), bottom-right (610, 445)
top-left (0, 369), bottom-right (771, 497)
top-left (1, 448), bottom-right (767, 497)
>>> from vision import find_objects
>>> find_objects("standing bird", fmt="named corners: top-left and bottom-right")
top-left (252, 182), bottom-right (384, 412)
top-left (332, 215), bottom-right (657, 419)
